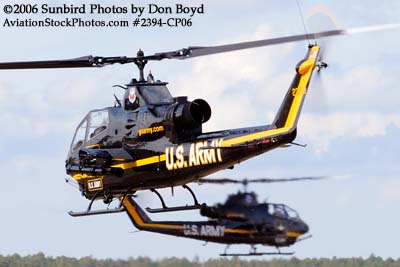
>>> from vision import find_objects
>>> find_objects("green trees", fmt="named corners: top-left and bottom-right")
top-left (0, 253), bottom-right (399, 267)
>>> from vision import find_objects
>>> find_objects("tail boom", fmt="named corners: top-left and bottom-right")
top-left (122, 196), bottom-right (263, 244)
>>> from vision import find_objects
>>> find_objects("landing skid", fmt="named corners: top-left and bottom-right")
top-left (220, 252), bottom-right (294, 257)
top-left (68, 189), bottom-right (135, 217)
top-left (146, 185), bottom-right (204, 213)
top-left (145, 204), bottom-right (202, 213)
top-left (68, 207), bottom-right (125, 217)
top-left (220, 245), bottom-right (294, 257)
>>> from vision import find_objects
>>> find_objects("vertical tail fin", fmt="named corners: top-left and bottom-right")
top-left (273, 45), bottom-right (320, 129)
top-left (122, 196), bottom-right (184, 232)
top-left (221, 46), bottom-right (320, 147)
top-left (122, 196), bottom-right (152, 230)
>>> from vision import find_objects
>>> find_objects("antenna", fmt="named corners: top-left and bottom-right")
top-left (113, 94), bottom-right (122, 107)
top-left (296, 0), bottom-right (311, 45)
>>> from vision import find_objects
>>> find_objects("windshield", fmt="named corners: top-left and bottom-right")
top-left (270, 204), bottom-right (287, 218)
top-left (140, 85), bottom-right (172, 104)
top-left (224, 192), bottom-right (258, 207)
top-left (71, 119), bottom-right (88, 151)
top-left (270, 203), bottom-right (300, 219)
top-left (88, 109), bottom-right (109, 140)
top-left (70, 109), bottom-right (109, 153)
top-left (285, 206), bottom-right (300, 219)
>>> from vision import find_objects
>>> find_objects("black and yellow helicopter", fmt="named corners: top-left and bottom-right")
top-left (0, 23), bottom-right (398, 217)
top-left (123, 187), bottom-right (310, 256)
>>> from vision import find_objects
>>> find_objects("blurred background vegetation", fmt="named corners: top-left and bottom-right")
top-left (0, 253), bottom-right (399, 267)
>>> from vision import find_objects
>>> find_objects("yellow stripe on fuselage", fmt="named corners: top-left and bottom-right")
top-left (71, 155), bottom-right (166, 179)
top-left (111, 154), bottom-right (166, 170)
top-left (86, 144), bottom-right (100, 149)
top-left (284, 231), bottom-right (302, 238)
top-left (224, 228), bottom-right (257, 234)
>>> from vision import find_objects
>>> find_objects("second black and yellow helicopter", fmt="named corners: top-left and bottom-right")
top-left (123, 189), bottom-right (310, 256)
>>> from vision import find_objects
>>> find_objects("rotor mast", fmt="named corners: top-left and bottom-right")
top-left (133, 49), bottom-right (148, 82)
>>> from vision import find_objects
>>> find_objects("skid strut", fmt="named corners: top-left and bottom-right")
top-left (146, 185), bottom-right (203, 213)
top-left (68, 189), bottom-right (135, 217)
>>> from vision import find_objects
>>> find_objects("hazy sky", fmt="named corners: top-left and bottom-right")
top-left (0, 0), bottom-right (399, 260)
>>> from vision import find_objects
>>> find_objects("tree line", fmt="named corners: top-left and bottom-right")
top-left (0, 253), bottom-right (399, 267)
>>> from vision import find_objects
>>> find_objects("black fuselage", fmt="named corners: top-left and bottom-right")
top-left (66, 45), bottom-right (320, 201)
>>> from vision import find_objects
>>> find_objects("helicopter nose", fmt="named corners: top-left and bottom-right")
top-left (299, 222), bottom-right (309, 234)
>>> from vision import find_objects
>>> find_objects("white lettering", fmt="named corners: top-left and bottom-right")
top-left (189, 143), bottom-right (196, 167)
top-left (165, 139), bottom-right (224, 170)
top-left (195, 142), bottom-right (204, 165)
top-left (175, 145), bottom-right (184, 169)
top-left (165, 147), bottom-right (175, 170)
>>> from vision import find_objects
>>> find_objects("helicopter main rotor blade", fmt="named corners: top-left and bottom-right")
top-left (0, 56), bottom-right (135, 70)
top-left (247, 176), bottom-right (327, 183)
top-left (0, 29), bottom-right (344, 69)
top-left (197, 178), bottom-right (243, 184)
top-left (0, 23), bottom-right (398, 69)
top-left (146, 23), bottom-right (400, 60)
top-left (346, 23), bottom-right (400, 35)
top-left (198, 176), bottom-right (328, 185)
top-left (145, 29), bottom-right (344, 61)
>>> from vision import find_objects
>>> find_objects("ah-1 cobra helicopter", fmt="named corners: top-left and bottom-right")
top-left (123, 185), bottom-right (310, 256)
top-left (0, 23), bottom-right (398, 217)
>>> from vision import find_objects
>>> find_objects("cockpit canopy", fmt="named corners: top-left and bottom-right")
top-left (140, 84), bottom-right (173, 104)
top-left (222, 192), bottom-right (301, 220)
top-left (70, 109), bottom-right (109, 152)
top-left (224, 192), bottom-right (259, 207)
top-left (124, 83), bottom-right (173, 110)
top-left (269, 203), bottom-right (300, 219)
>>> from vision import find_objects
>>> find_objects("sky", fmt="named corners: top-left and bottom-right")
top-left (0, 0), bottom-right (399, 261)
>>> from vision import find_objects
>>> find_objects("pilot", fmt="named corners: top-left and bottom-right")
top-left (125, 87), bottom-right (140, 110)
top-left (274, 210), bottom-right (285, 218)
